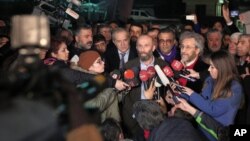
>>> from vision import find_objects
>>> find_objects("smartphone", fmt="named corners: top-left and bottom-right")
top-left (186, 15), bottom-right (194, 20)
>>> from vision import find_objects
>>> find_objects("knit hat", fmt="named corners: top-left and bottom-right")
top-left (78, 50), bottom-right (100, 70)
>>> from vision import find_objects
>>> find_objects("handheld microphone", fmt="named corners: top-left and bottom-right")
top-left (139, 70), bottom-right (149, 90)
top-left (155, 65), bottom-right (180, 104)
top-left (147, 66), bottom-right (156, 80)
top-left (171, 60), bottom-right (190, 75)
top-left (163, 66), bottom-right (185, 92)
top-left (171, 60), bottom-right (196, 82)
top-left (124, 69), bottom-right (139, 87)
top-left (154, 76), bottom-right (162, 100)
top-left (146, 66), bottom-right (156, 87)
top-left (110, 69), bottom-right (121, 80)
top-left (163, 66), bottom-right (175, 81)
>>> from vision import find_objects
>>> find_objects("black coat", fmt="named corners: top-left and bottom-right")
top-left (149, 117), bottom-right (208, 141)
top-left (186, 57), bottom-right (209, 93)
top-left (121, 58), bottom-right (168, 138)
top-left (104, 45), bottom-right (138, 73)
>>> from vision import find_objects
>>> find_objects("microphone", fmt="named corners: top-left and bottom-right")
top-left (146, 66), bottom-right (156, 86)
top-left (155, 65), bottom-right (180, 104)
top-left (163, 66), bottom-right (185, 92)
top-left (59, 5), bottom-right (80, 19)
top-left (147, 66), bottom-right (156, 80)
top-left (171, 60), bottom-right (196, 82)
top-left (124, 69), bottom-right (139, 87)
top-left (110, 69), bottom-right (121, 80)
top-left (171, 60), bottom-right (191, 75)
top-left (163, 66), bottom-right (175, 81)
top-left (154, 76), bottom-right (162, 100)
top-left (139, 70), bottom-right (149, 90)
top-left (65, 8), bottom-right (80, 19)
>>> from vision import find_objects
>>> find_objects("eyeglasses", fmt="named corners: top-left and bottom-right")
top-left (159, 39), bottom-right (173, 44)
top-left (179, 45), bottom-right (196, 50)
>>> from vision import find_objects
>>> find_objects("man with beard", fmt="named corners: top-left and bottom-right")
top-left (68, 24), bottom-right (93, 64)
top-left (178, 31), bottom-right (209, 93)
top-left (234, 34), bottom-right (250, 124)
top-left (121, 35), bottom-right (167, 139)
top-left (202, 29), bottom-right (223, 64)
top-left (129, 23), bottom-right (143, 51)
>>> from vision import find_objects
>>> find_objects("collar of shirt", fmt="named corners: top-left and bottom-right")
top-left (140, 56), bottom-right (155, 70)
top-left (183, 56), bottom-right (198, 67)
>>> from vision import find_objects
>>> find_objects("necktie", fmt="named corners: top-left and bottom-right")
top-left (119, 53), bottom-right (126, 70)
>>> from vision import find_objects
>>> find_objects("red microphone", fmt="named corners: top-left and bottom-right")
top-left (171, 60), bottom-right (190, 75)
top-left (163, 66), bottom-right (174, 78)
top-left (171, 60), bottom-right (183, 71)
top-left (146, 66), bottom-right (156, 79)
top-left (124, 69), bottom-right (139, 87)
top-left (163, 66), bottom-right (185, 93)
top-left (139, 70), bottom-right (149, 90)
top-left (171, 60), bottom-right (195, 82)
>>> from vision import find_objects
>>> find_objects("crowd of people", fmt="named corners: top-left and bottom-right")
top-left (0, 4), bottom-right (250, 141)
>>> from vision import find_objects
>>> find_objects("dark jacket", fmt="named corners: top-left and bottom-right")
top-left (121, 58), bottom-right (168, 138)
top-left (186, 57), bottom-right (209, 93)
top-left (149, 117), bottom-right (208, 141)
top-left (104, 45), bottom-right (138, 73)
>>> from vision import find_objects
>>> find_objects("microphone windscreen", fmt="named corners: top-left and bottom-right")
top-left (147, 66), bottom-right (156, 79)
top-left (124, 69), bottom-right (135, 79)
top-left (154, 65), bottom-right (170, 86)
top-left (163, 66), bottom-right (174, 77)
top-left (110, 69), bottom-right (121, 80)
top-left (171, 60), bottom-right (183, 71)
top-left (154, 76), bottom-right (162, 87)
top-left (139, 70), bottom-right (149, 82)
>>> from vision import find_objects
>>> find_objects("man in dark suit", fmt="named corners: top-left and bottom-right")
top-left (121, 35), bottom-right (168, 139)
top-left (104, 28), bottom-right (137, 73)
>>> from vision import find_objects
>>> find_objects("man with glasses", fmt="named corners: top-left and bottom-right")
top-left (178, 31), bottom-right (209, 93)
top-left (154, 28), bottom-right (180, 63)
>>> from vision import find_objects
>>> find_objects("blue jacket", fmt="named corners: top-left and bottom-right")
top-left (182, 76), bottom-right (243, 126)
top-left (181, 76), bottom-right (243, 140)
